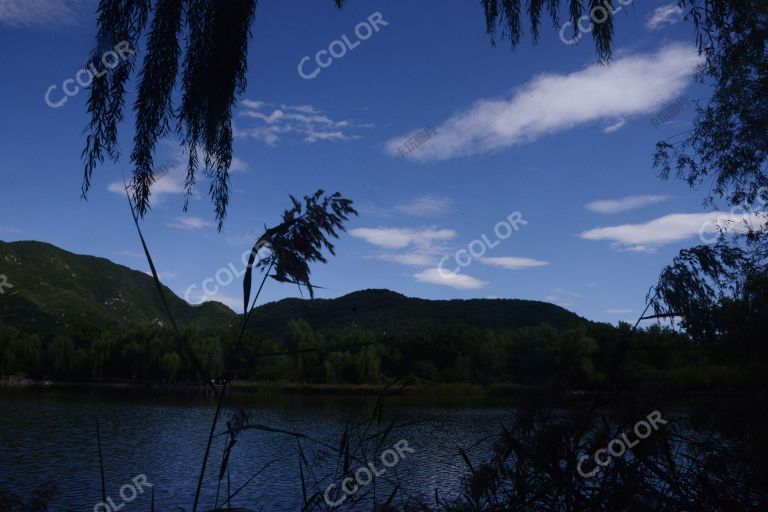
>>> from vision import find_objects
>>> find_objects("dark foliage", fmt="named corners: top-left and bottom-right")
top-left (651, 241), bottom-right (768, 359)
top-left (654, 0), bottom-right (768, 208)
top-left (0, 483), bottom-right (57, 512)
top-left (393, 398), bottom-right (768, 511)
top-left (651, 0), bottom-right (768, 361)
top-left (246, 190), bottom-right (357, 303)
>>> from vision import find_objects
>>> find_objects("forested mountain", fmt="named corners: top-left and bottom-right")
top-left (247, 289), bottom-right (585, 338)
top-left (0, 240), bottom-right (235, 331)
top-left (0, 240), bottom-right (584, 335)
top-left (1, 240), bottom-right (743, 390)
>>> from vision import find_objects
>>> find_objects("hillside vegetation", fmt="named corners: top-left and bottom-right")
top-left (0, 241), bottom-right (754, 391)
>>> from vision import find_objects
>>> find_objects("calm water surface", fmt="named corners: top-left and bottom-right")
top-left (0, 388), bottom-right (518, 511)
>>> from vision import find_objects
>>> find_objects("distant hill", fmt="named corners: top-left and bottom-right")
top-left (0, 240), bottom-right (236, 331)
top-left (246, 289), bottom-right (586, 338)
top-left (0, 240), bottom-right (585, 336)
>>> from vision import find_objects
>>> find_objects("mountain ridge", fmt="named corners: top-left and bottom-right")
top-left (0, 240), bottom-right (587, 336)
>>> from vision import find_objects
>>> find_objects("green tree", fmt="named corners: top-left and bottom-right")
top-left (49, 335), bottom-right (75, 378)
top-left (159, 351), bottom-right (182, 381)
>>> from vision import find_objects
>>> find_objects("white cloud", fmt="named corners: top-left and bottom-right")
top-left (579, 212), bottom-right (768, 252)
top-left (603, 118), bottom-right (626, 134)
top-left (606, 309), bottom-right (633, 315)
top-left (108, 163), bottom-right (187, 202)
top-left (586, 195), bottom-right (671, 214)
top-left (166, 216), bottom-right (215, 230)
top-left (394, 195), bottom-right (455, 217)
top-left (377, 253), bottom-right (437, 266)
top-left (478, 257), bottom-right (549, 269)
top-left (350, 227), bottom-right (457, 249)
top-left (304, 129), bottom-right (349, 143)
top-left (230, 157), bottom-right (248, 173)
top-left (388, 44), bottom-right (702, 161)
top-left (236, 100), bottom-right (367, 146)
top-left (414, 268), bottom-right (488, 290)
top-left (0, 226), bottom-right (22, 234)
top-left (352, 226), bottom-right (458, 273)
top-left (0, 0), bottom-right (84, 27)
top-left (356, 202), bottom-right (396, 218)
top-left (646, 3), bottom-right (684, 30)
top-left (241, 99), bottom-right (265, 110)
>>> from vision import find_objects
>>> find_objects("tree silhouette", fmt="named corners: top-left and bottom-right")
top-left (654, 0), bottom-right (768, 208)
top-left (652, 1), bottom-right (768, 346)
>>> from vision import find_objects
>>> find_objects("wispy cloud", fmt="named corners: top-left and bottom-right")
top-left (166, 216), bottom-right (215, 231)
top-left (350, 227), bottom-right (456, 249)
top-left (603, 118), bottom-right (626, 134)
top-left (236, 100), bottom-right (369, 146)
top-left (606, 308), bottom-right (633, 315)
top-left (478, 257), bottom-right (549, 269)
top-left (579, 212), bottom-right (768, 252)
top-left (646, 3), bottom-right (684, 30)
top-left (414, 268), bottom-right (488, 290)
top-left (352, 226), bottom-right (457, 270)
top-left (229, 157), bottom-right (248, 173)
top-left (358, 195), bottom-right (456, 219)
top-left (388, 44), bottom-right (701, 161)
top-left (393, 195), bottom-right (455, 218)
top-left (586, 195), bottom-right (671, 214)
top-left (0, 226), bottom-right (22, 234)
top-left (377, 253), bottom-right (437, 266)
top-left (544, 288), bottom-right (582, 309)
top-left (0, 0), bottom-right (84, 28)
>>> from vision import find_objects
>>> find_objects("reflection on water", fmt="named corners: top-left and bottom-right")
top-left (0, 388), bottom-right (517, 511)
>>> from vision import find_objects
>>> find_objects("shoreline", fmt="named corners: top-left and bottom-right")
top-left (1, 378), bottom-right (760, 403)
top-left (0, 378), bottom-right (502, 396)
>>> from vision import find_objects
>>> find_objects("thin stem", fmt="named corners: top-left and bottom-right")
top-left (191, 261), bottom-right (274, 512)
top-left (96, 419), bottom-right (106, 504)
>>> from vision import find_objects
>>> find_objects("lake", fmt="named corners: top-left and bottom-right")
top-left (0, 387), bottom-right (519, 511)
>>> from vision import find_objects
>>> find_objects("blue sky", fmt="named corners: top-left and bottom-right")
top-left (0, 0), bottom-right (731, 323)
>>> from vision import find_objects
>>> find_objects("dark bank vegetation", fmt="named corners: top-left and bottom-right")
top-left (1, 313), bottom-right (765, 394)
top-left (2, 241), bottom-right (766, 392)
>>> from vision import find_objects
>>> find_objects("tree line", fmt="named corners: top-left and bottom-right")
top-left (0, 317), bottom-right (760, 391)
